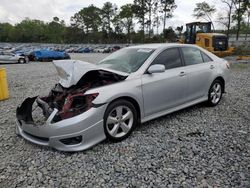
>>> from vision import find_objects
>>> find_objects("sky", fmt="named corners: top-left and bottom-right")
top-left (0, 0), bottom-right (225, 29)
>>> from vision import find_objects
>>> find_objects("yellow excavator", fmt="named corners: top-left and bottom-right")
top-left (181, 22), bottom-right (234, 57)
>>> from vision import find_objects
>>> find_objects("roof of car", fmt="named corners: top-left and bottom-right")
top-left (128, 43), bottom-right (197, 50)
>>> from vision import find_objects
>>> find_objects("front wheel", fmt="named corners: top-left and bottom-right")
top-left (104, 100), bottom-right (138, 142)
top-left (207, 80), bottom-right (223, 106)
top-left (18, 58), bottom-right (26, 64)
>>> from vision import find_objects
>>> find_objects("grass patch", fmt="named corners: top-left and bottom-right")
top-left (231, 42), bottom-right (250, 56)
top-left (230, 63), bottom-right (250, 70)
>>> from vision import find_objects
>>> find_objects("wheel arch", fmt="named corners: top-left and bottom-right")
top-left (213, 76), bottom-right (225, 93)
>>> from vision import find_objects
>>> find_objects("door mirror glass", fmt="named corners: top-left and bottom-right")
top-left (147, 64), bottom-right (165, 74)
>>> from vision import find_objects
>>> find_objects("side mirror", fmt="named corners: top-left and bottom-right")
top-left (147, 64), bottom-right (165, 74)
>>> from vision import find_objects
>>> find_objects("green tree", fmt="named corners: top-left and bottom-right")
top-left (152, 1), bottom-right (162, 36)
top-left (47, 17), bottom-right (65, 43)
top-left (119, 4), bottom-right (134, 42)
top-left (159, 0), bottom-right (176, 36)
top-left (232, 0), bottom-right (248, 40)
top-left (132, 0), bottom-right (148, 42)
top-left (245, 3), bottom-right (250, 39)
top-left (145, 0), bottom-right (159, 37)
top-left (101, 2), bottom-right (117, 41)
top-left (64, 26), bottom-right (83, 43)
top-left (163, 26), bottom-right (177, 42)
top-left (112, 15), bottom-right (122, 35)
top-left (0, 23), bottom-right (14, 42)
top-left (71, 5), bottom-right (101, 34)
top-left (217, 0), bottom-right (234, 37)
top-left (193, 1), bottom-right (216, 30)
top-left (13, 18), bottom-right (46, 42)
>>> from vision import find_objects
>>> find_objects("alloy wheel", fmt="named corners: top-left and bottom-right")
top-left (210, 82), bottom-right (222, 104)
top-left (106, 105), bottom-right (134, 138)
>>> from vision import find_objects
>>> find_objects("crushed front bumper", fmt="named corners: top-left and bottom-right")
top-left (16, 97), bottom-right (107, 151)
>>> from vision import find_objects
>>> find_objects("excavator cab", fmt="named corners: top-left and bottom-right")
top-left (185, 22), bottom-right (211, 44)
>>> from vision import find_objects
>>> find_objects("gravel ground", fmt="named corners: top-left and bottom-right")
top-left (0, 54), bottom-right (249, 187)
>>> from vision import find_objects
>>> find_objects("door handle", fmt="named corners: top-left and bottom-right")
top-left (179, 71), bottom-right (186, 77)
top-left (210, 65), bottom-right (215, 69)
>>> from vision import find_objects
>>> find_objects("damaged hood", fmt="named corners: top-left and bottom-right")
top-left (53, 60), bottom-right (127, 88)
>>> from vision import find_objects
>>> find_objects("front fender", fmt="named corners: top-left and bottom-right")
top-left (85, 78), bottom-right (144, 119)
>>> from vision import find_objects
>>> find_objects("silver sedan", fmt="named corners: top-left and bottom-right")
top-left (16, 43), bottom-right (230, 151)
top-left (0, 52), bottom-right (28, 64)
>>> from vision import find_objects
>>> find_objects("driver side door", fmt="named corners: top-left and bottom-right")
top-left (141, 48), bottom-right (188, 117)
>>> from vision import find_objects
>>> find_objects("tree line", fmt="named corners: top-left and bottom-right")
top-left (0, 0), bottom-right (249, 44)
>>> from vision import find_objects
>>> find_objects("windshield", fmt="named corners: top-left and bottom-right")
top-left (97, 48), bottom-right (154, 73)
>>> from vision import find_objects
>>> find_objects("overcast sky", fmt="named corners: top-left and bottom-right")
top-left (0, 0), bottom-right (224, 29)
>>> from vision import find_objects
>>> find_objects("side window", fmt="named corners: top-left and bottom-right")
top-left (152, 48), bottom-right (182, 69)
top-left (181, 47), bottom-right (203, 66)
top-left (201, 51), bottom-right (213, 62)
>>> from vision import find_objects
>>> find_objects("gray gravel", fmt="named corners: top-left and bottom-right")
top-left (0, 54), bottom-right (249, 187)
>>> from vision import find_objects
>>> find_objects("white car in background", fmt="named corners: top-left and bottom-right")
top-left (0, 51), bottom-right (28, 64)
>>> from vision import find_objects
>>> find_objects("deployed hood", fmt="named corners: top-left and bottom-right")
top-left (53, 60), bottom-right (127, 88)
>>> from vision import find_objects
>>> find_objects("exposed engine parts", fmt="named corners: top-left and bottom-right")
top-left (17, 70), bottom-right (126, 124)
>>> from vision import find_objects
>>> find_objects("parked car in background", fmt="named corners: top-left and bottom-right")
top-left (112, 45), bottom-right (121, 52)
top-left (65, 47), bottom-right (75, 53)
top-left (93, 47), bottom-right (105, 53)
top-left (78, 47), bottom-right (93, 53)
top-left (76, 47), bottom-right (85, 53)
top-left (0, 51), bottom-right (28, 64)
top-left (16, 43), bottom-right (230, 151)
top-left (28, 50), bottom-right (70, 62)
top-left (103, 47), bottom-right (112, 53)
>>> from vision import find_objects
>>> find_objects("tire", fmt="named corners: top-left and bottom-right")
top-left (104, 99), bottom-right (138, 142)
top-left (42, 58), bottom-right (48, 62)
top-left (18, 58), bottom-right (26, 64)
top-left (207, 79), bottom-right (223, 106)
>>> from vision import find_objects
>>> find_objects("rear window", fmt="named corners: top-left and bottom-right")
top-left (201, 51), bottom-right (213, 62)
top-left (181, 47), bottom-right (204, 65)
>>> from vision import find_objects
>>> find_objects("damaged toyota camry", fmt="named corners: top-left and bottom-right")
top-left (16, 44), bottom-right (230, 151)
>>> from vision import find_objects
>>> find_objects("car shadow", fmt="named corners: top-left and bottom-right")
top-left (0, 62), bottom-right (20, 65)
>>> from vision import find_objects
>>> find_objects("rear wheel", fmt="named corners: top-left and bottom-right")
top-left (18, 58), bottom-right (26, 64)
top-left (207, 80), bottom-right (223, 106)
top-left (104, 100), bottom-right (138, 142)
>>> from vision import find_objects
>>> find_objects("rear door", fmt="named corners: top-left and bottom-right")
top-left (141, 48), bottom-right (188, 116)
top-left (180, 47), bottom-right (215, 102)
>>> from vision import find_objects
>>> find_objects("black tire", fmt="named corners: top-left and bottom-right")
top-left (207, 79), bottom-right (223, 106)
top-left (104, 99), bottom-right (138, 142)
top-left (18, 58), bottom-right (26, 64)
top-left (42, 58), bottom-right (48, 62)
